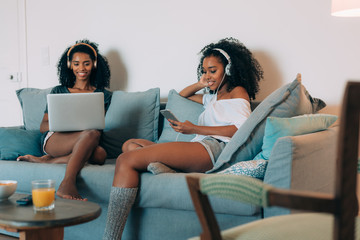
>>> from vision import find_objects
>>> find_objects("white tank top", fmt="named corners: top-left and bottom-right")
top-left (191, 93), bottom-right (251, 143)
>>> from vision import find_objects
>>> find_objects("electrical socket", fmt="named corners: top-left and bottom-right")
top-left (9, 72), bottom-right (22, 82)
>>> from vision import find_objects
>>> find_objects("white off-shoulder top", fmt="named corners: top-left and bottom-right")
top-left (191, 93), bottom-right (251, 143)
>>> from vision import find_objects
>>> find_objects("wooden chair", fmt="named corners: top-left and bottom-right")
top-left (186, 81), bottom-right (360, 240)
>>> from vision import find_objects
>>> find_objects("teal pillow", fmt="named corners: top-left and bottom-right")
top-left (16, 88), bottom-right (52, 130)
top-left (0, 128), bottom-right (42, 160)
top-left (254, 114), bottom-right (338, 160)
top-left (208, 76), bottom-right (326, 173)
top-left (157, 89), bottom-right (204, 143)
top-left (101, 88), bottom-right (160, 158)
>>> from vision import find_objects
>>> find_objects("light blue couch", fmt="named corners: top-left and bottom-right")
top-left (0, 78), bottom-right (339, 240)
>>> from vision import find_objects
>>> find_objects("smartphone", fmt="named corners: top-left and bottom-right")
top-left (160, 109), bottom-right (179, 126)
top-left (16, 195), bottom-right (32, 205)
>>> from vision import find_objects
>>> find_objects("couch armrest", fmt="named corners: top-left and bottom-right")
top-left (263, 124), bottom-right (339, 217)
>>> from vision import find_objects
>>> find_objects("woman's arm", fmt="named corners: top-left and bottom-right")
top-left (39, 113), bottom-right (50, 133)
top-left (191, 124), bottom-right (238, 138)
top-left (179, 75), bottom-right (208, 104)
top-left (168, 119), bottom-right (238, 138)
top-left (179, 82), bottom-right (204, 103)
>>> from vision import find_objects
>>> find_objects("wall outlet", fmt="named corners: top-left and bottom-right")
top-left (9, 72), bottom-right (22, 82)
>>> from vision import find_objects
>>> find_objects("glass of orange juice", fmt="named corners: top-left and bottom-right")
top-left (31, 180), bottom-right (55, 211)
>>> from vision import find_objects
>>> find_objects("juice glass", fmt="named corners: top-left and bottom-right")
top-left (31, 180), bottom-right (55, 211)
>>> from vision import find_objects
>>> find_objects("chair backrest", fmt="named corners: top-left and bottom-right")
top-left (334, 81), bottom-right (360, 239)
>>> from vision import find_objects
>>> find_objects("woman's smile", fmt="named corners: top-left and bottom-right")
top-left (76, 71), bottom-right (90, 79)
top-left (207, 80), bottom-right (216, 87)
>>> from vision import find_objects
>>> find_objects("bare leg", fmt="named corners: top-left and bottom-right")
top-left (18, 145), bottom-right (106, 165)
top-left (122, 138), bottom-right (156, 153)
top-left (103, 141), bottom-right (212, 239)
top-left (114, 141), bottom-right (213, 188)
top-left (45, 130), bottom-right (103, 200)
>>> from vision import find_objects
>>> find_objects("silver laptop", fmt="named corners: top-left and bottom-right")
top-left (47, 92), bottom-right (105, 132)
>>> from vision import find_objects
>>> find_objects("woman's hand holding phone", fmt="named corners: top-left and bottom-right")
top-left (170, 120), bottom-right (196, 135)
top-left (160, 109), bottom-right (197, 134)
top-left (160, 109), bottom-right (179, 126)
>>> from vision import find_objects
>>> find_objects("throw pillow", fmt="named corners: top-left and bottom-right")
top-left (101, 88), bottom-right (160, 158)
top-left (208, 75), bottom-right (326, 173)
top-left (16, 88), bottom-right (52, 130)
top-left (254, 114), bottom-right (338, 160)
top-left (157, 89), bottom-right (204, 143)
top-left (217, 159), bottom-right (268, 180)
top-left (0, 128), bottom-right (42, 160)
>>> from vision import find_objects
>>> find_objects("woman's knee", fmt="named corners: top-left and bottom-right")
top-left (122, 139), bottom-right (140, 153)
top-left (116, 150), bottom-right (151, 174)
top-left (116, 151), bottom-right (144, 171)
top-left (115, 152), bottom-right (132, 175)
top-left (116, 152), bottom-right (131, 166)
top-left (80, 130), bottom-right (101, 143)
top-left (122, 138), bottom-right (156, 153)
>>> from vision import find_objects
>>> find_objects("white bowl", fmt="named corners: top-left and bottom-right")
top-left (0, 180), bottom-right (17, 201)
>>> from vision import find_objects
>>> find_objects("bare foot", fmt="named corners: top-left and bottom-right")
top-left (56, 180), bottom-right (88, 201)
top-left (17, 154), bottom-right (53, 163)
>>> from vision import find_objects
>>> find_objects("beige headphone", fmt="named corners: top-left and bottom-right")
top-left (213, 48), bottom-right (232, 76)
top-left (67, 43), bottom-right (98, 68)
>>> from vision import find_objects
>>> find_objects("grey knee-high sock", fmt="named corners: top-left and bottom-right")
top-left (103, 187), bottom-right (138, 240)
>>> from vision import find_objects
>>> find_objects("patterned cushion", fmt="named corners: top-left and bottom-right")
top-left (217, 159), bottom-right (268, 180)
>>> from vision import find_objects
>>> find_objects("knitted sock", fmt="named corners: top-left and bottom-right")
top-left (147, 162), bottom-right (177, 175)
top-left (103, 187), bottom-right (138, 240)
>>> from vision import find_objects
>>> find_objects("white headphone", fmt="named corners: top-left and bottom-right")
top-left (213, 48), bottom-right (232, 76)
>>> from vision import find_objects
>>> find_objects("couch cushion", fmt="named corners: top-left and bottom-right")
top-left (101, 88), bottom-right (160, 158)
top-left (0, 159), bottom-right (116, 203)
top-left (16, 88), bottom-right (52, 130)
top-left (254, 114), bottom-right (338, 160)
top-left (157, 90), bottom-right (204, 143)
top-left (137, 172), bottom-right (260, 216)
top-left (208, 76), bottom-right (326, 173)
top-left (0, 128), bottom-right (42, 160)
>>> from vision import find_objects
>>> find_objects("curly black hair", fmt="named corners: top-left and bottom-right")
top-left (197, 37), bottom-right (263, 100)
top-left (57, 39), bottom-right (111, 89)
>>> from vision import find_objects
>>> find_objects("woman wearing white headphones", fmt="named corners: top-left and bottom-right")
top-left (103, 37), bottom-right (263, 240)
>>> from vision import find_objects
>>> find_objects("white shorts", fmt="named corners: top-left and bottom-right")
top-left (42, 131), bottom-right (54, 155)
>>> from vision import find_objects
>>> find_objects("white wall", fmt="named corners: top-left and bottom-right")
top-left (25, 0), bottom-right (360, 105)
top-left (0, 0), bottom-right (26, 126)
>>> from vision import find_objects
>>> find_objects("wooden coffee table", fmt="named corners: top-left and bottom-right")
top-left (0, 193), bottom-right (101, 240)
